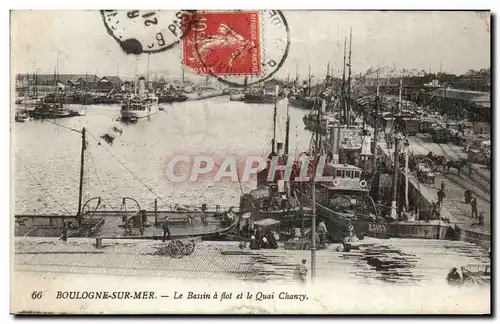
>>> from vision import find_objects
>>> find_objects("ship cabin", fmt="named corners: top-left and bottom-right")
top-left (321, 163), bottom-right (369, 192)
top-left (122, 99), bottom-right (146, 112)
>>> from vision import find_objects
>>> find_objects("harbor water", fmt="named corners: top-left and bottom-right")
top-left (14, 97), bottom-right (311, 214)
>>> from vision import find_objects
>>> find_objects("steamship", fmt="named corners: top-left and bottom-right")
top-left (120, 77), bottom-right (158, 121)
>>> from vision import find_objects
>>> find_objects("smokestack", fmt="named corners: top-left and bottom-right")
top-left (276, 142), bottom-right (284, 155)
top-left (138, 77), bottom-right (146, 98)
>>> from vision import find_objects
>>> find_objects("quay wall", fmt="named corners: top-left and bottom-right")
top-left (377, 144), bottom-right (490, 248)
top-left (455, 226), bottom-right (490, 250)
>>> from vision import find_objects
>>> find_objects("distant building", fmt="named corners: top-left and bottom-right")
top-left (452, 68), bottom-right (490, 92)
top-left (429, 88), bottom-right (490, 123)
top-left (96, 76), bottom-right (123, 93)
top-left (15, 74), bottom-right (99, 90)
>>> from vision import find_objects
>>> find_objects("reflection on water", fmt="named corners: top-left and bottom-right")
top-left (14, 98), bottom-right (312, 214)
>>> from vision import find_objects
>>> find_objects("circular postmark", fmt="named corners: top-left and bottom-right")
top-left (183, 10), bottom-right (290, 87)
top-left (100, 10), bottom-right (197, 55)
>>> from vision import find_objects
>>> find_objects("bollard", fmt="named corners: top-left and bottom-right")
top-left (96, 237), bottom-right (102, 249)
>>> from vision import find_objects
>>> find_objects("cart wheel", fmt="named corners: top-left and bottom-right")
top-left (181, 241), bottom-right (195, 256)
top-left (167, 241), bottom-right (183, 258)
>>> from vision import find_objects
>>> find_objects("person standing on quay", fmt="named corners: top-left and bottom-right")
top-left (464, 189), bottom-right (472, 204)
top-left (298, 259), bottom-right (308, 285)
top-left (470, 196), bottom-right (478, 219)
top-left (162, 216), bottom-right (171, 242)
top-left (437, 188), bottom-right (446, 206)
top-left (61, 218), bottom-right (68, 242)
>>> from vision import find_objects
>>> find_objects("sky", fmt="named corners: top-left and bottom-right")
top-left (11, 10), bottom-right (490, 82)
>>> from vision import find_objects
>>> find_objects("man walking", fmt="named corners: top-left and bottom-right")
top-left (470, 196), bottom-right (478, 219)
top-left (437, 188), bottom-right (446, 205)
top-left (162, 216), bottom-right (171, 242)
top-left (478, 211), bottom-right (485, 226)
top-left (61, 218), bottom-right (68, 242)
top-left (318, 220), bottom-right (328, 245)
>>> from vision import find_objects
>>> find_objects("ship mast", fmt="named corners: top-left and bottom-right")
top-left (147, 53), bottom-right (151, 92)
top-left (372, 66), bottom-right (380, 171)
top-left (308, 65), bottom-right (312, 96)
top-left (341, 37), bottom-right (347, 125)
top-left (181, 65), bottom-right (185, 89)
top-left (284, 99), bottom-right (290, 156)
top-left (271, 85), bottom-right (279, 154)
top-left (347, 28), bottom-right (352, 127)
top-left (295, 63), bottom-right (299, 88)
top-left (390, 76), bottom-right (403, 220)
top-left (76, 127), bottom-right (87, 225)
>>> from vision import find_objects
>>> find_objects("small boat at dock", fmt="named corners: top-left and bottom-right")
top-left (15, 112), bottom-right (30, 123)
top-left (120, 77), bottom-right (158, 121)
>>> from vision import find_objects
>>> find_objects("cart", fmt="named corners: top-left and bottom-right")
top-left (416, 163), bottom-right (435, 184)
top-left (156, 236), bottom-right (201, 258)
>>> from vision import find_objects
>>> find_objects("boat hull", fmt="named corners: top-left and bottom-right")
top-left (120, 109), bottom-right (156, 120)
top-left (243, 98), bottom-right (276, 104)
top-left (15, 209), bottom-right (239, 241)
top-left (314, 200), bottom-right (451, 241)
top-left (30, 112), bottom-right (72, 119)
top-left (120, 102), bottom-right (158, 120)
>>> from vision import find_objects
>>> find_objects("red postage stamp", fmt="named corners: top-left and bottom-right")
top-left (182, 11), bottom-right (261, 76)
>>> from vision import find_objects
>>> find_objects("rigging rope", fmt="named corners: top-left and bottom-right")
top-left (86, 131), bottom-right (170, 207)
top-left (87, 144), bottom-right (115, 209)
top-left (42, 119), bottom-right (81, 133)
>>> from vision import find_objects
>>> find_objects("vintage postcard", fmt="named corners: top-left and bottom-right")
top-left (10, 10), bottom-right (491, 314)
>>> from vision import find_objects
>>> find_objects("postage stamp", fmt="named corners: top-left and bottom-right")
top-left (183, 10), bottom-right (290, 87)
top-left (183, 11), bottom-right (262, 76)
top-left (101, 10), bottom-right (197, 54)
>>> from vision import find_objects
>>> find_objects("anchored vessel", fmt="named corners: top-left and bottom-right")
top-left (297, 31), bottom-right (453, 242)
top-left (120, 77), bottom-right (158, 121)
top-left (15, 126), bottom-right (239, 240)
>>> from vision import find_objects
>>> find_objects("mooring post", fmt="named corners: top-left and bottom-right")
top-left (96, 237), bottom-right (102, 249)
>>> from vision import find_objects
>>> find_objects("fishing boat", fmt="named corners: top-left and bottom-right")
top-left (303, 162), bottom-right (449, 241)
top-left (30, 102), bottom-right (73, 119)
top-left (300, 30), bottom-right (451, 243)
top-left (239, 85), bottom-right (313, 239)
top-left (28, 69), bottom-right (80, 119)
top-left (461, 264), bottom-right (491, 286)
top-left (120, 77), bottom-right (158, 121)
top-left (158, 91), bottom-right (188, 103)
top-left (15, 87), bottom-right (32, 122)
top-left (15, 207), bottom-right (240, 240)
top-left (15, 112), bottom-right (29, 123)
top-left (243, 88), bottom-right (280, 104)
top-left (15, 126), bottom-right (240, 240)
top-left (290, 96), bottom-right (315, 109)
top-left (229, 94), bottom-right (244, 102)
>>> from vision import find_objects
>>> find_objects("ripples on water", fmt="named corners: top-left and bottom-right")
top-left (14, 97), bottom-right (312, 214)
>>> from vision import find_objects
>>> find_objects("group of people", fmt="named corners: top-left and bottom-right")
top-left (437, 182), bottom-right (485, 227)
top-left (247, 229), bottom-right (279, 250)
